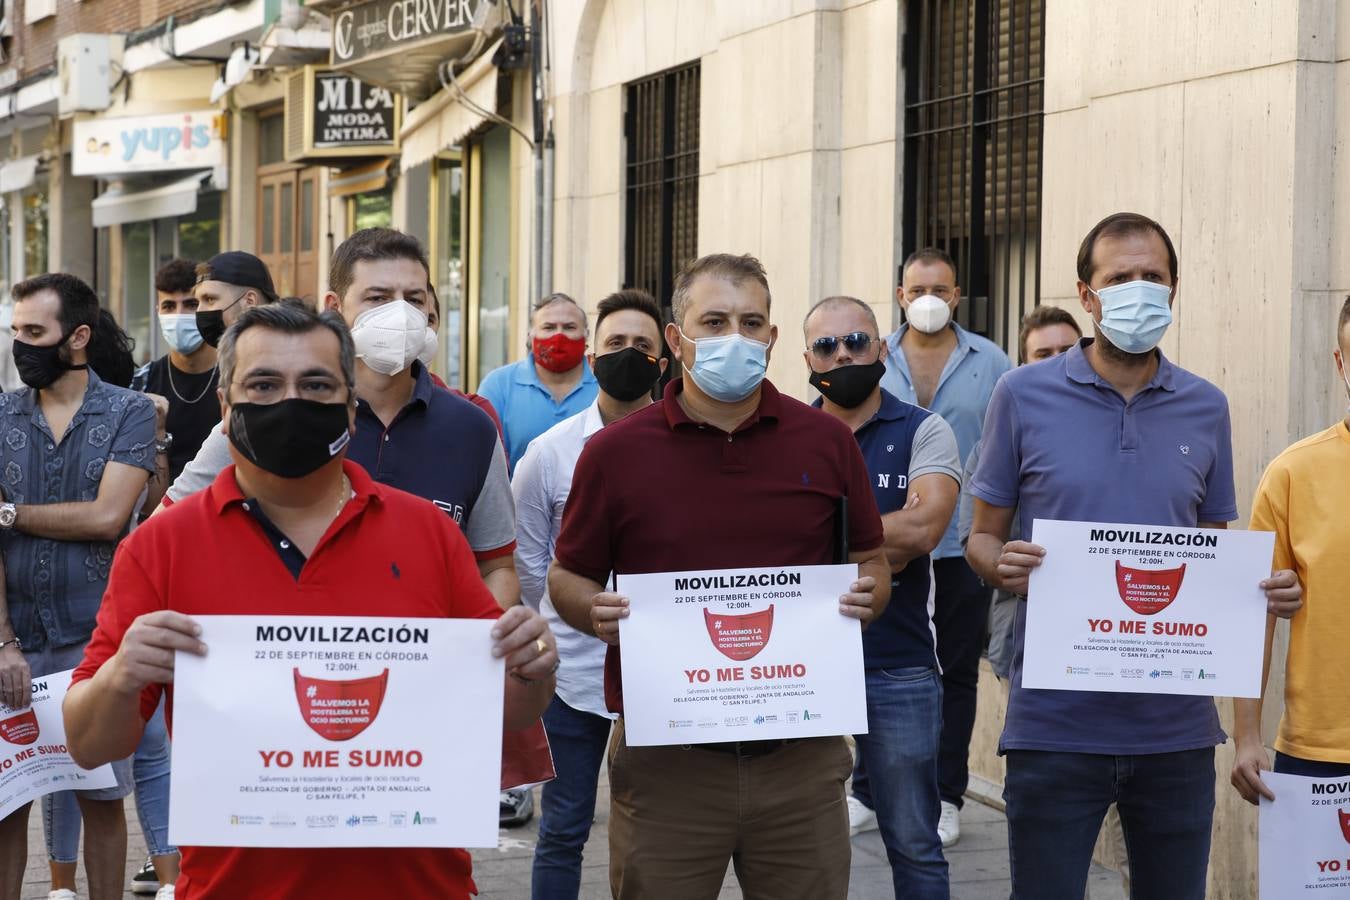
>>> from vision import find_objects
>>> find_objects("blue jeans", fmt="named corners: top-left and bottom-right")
top-left (531, 695), bottom-right (613, 900)
top-left (1004, 748), bottom-right (1215, 900)
top-left (851, 666), bottom-right (948, 899)
top-left (27, 642), bottom-right (134, 864)
top-left (133, 700), bottom-right (176, 857)
top-left (1274, 752), bottom-right (1350, 777)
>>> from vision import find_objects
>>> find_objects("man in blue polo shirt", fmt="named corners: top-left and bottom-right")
top-left (879, 247), bottom-right (1011, 846)
top-left (479, 294), bottom-right (598, 470)
top-left (966, 212), bottom-right (1303, 899)
top-left (805, 295), bottom-right (960, 898)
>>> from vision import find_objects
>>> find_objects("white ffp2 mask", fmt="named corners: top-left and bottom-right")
top-left (351, 302), bottom-right (429, 376)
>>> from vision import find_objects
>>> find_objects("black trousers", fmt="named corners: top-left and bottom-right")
top-left (931, 556), bottom-right (992, 808)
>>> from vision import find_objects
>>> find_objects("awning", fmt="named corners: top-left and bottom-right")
top-left (329, 159), bottom-right (391, 198)
top-left (91, 171), bottom-right (211, 228)
top-left (0, 155), bottom-right (40, 194)
top-left (398, 39), bottom-right (502, 172)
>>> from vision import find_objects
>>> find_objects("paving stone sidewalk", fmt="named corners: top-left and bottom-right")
top-left (22, 774), bottom-right (1126, 898)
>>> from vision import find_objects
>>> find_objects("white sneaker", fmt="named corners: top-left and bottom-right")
top-left (49, 891), bottom-right (77, 900)
top-left (847, 794), bottom-right (878, 836)
top-left (937, 800), bottom-right (961, 847)
top-left (155, 887), bottom-right (175, 900)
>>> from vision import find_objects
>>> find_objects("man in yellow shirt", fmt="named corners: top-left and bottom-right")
top-left (1232, 297), bottom-right (1350, 801)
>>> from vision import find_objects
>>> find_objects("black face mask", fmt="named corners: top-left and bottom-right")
top-left (592, 346), bottom-right (663, 402)
top-left (196, 292), bottom-right (246, 348)
top-left (13, 329), bottom-right (86, 390)
top-left (228, 399), bottom-right (352, 479)
top-left (809, 359), bottom-right (886, 409)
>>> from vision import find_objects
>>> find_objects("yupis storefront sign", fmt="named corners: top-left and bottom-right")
top-left (332, 0), bottom-right (484, 64)
top-left (72, 111), bottom-right (225, 177)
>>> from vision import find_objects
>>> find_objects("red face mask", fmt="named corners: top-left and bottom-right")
top-left (1339, 808), bottom-right (1350, 845)
top-left (1114, 560), bottom-right (1187, 616)
top-left (704, 605), bottom-right (775, 661)
top-left (532, 333), bottom-right (586, 373)
top-left (293, 668), bottom-right (389, 741)
top-left (0, 708), bottom-right (39, 745)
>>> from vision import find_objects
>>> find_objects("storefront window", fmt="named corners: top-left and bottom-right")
top-left (23, 183), bottom-right (48, 277)
top-left (435, 156), bottom-right (463, 383)
top-left (122, 221), bottom-right (153, 365)
top-left (180, 192), bottom-right (222, 262)
top-left (352, 185), bottom-right (393, 231)
top-left (476, 126), bottom-right (511, 385)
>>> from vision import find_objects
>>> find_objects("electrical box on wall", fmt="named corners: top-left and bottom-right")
top-left (58, 34), bottom-right (121, 115)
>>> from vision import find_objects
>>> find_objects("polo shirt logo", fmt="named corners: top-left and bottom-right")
top-left (432, 499), bottom-right (465, 524)
top-left (875, 473), bottom-right (909, 490)
top-left (1180, 444), bottom-right (1191, 455)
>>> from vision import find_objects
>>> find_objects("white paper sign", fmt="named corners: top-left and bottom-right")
top-left (617, 564), bottom-right (868, 746)
top-left (169, 616), bottom-right (503, 848)
top-left (0, 669), bottom-right (116, 821)
top-left (1260, 772), bottom-right (1350, 897)
top-left (72, 111), bottom-right (224, 176)
top-left (1023, 520), bottom-right (1273, 697)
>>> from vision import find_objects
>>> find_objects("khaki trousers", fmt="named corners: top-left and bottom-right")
top-left (607, 719), bottom-right (853, 900)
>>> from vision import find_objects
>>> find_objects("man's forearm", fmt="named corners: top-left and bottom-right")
top-left (966, 532), bottom-right (1007, 588)
top-left (881, 511), bottom-right (946, 571)
top-left (16, 501), bottom-right (131, 542)
top-left (548, 564), bottom-right (605, 635)
top-left (1236, 615), bottom-right (1277, 744)
top-left (857, 550), bottom-right (891, 623)
top-left (63, 664), bottom-right (148, 769)
top-left (481, 562), bottom-right (521, 610)
top-left (503, 672), bottom-right (555, 731)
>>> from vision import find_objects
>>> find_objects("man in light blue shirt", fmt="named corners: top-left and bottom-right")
top-left (479, 293), bottom-right (598, 470)
top-left (873, 248), bottom-right (1012, 847)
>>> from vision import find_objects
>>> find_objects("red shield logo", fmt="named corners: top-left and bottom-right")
top-left (704, 605), bottom-right (774, 661)
top-left (1114, 560), bottom-right (1187, 615)
top-left (1339, 808), bottom-right (1350, 845)
top-left (0, 709), bottom-right (38, 745)
top-left (293, 668), bottom-right (389, 741)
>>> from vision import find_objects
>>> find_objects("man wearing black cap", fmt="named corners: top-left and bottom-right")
top-left (192, 252), bottom-right (280, 349)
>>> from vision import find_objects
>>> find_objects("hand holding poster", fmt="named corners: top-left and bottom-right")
top-left (617, 564), bottom-right (867, 746)
top-left (1022, 520), bottom-right (1273, 697)
top-left (169, 616), bottom-right (503, 848)
top-left (1260, 772), bottom-right (1350, 897)
top-left (0, 669), bottom-right (116, 821)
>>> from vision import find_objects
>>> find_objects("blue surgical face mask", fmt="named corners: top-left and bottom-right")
top-left (679, 329), bottom-right (769, 402)
top-left (160, 313), bottom-right (205, 355)
top-left (1089, 280), bottom-right (1173, 355)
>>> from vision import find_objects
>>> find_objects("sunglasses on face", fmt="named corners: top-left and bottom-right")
top-left (808, 332), bottom-right (878, 358)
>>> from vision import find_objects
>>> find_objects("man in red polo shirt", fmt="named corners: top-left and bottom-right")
top-left (62, 303), bottom-right (557, 899)
top-left (548, 253), bottom-right (890, 899)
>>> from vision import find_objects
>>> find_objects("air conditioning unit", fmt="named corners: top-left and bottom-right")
top-left (58, 34), bottom-right (121, 116)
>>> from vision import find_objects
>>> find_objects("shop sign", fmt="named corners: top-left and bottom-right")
top-left (313, 73), bottom-right (398, 149)
top-left (332, 0), bottom-right (485, 63)
top-left (285, 68), bottom-right (402, 160)
top-left (72, 111), bottom-right (225, 177)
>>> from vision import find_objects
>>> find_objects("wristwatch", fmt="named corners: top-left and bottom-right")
top-left (0, 503), bottom-right (15, 530)
top-left (155, 433), bottom-right (174, 455)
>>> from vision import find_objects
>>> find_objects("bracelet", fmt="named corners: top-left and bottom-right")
top-left (0, 637), bottom-right (22, 652)
top-left (508, 660), bottom-right (560, 685)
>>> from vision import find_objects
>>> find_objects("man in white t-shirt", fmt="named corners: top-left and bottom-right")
top-left (512, 289), bottom-right (667, 899)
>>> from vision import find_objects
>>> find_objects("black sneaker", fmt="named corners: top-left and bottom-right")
top-left (131, 858), bottom-right (160, 895)
top-left (499, 788), bottom-right (534, 827)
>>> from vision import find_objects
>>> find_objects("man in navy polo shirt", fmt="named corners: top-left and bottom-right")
top-left (164, 231), bottom-right (517, 601)
top-left (548, 254), bottom-right (890, 899)
top-left (804, 295), bottom-right (960, 898)
top-left (966, 212), bottom-right (1304, 900)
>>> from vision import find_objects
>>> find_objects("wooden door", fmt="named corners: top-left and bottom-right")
top-left (257, 167), bottom-right (323, 303)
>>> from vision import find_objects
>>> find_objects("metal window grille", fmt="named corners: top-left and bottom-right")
top-left (624, 62), bottom-right (700, 315)
top-left (902, 0), bottom-right (1044, 353)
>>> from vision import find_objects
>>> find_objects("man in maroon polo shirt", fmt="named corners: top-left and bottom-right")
top-left (61, 303), bottom-right (557, 899)
top-left (548, 253), bottom-right (890, 899)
